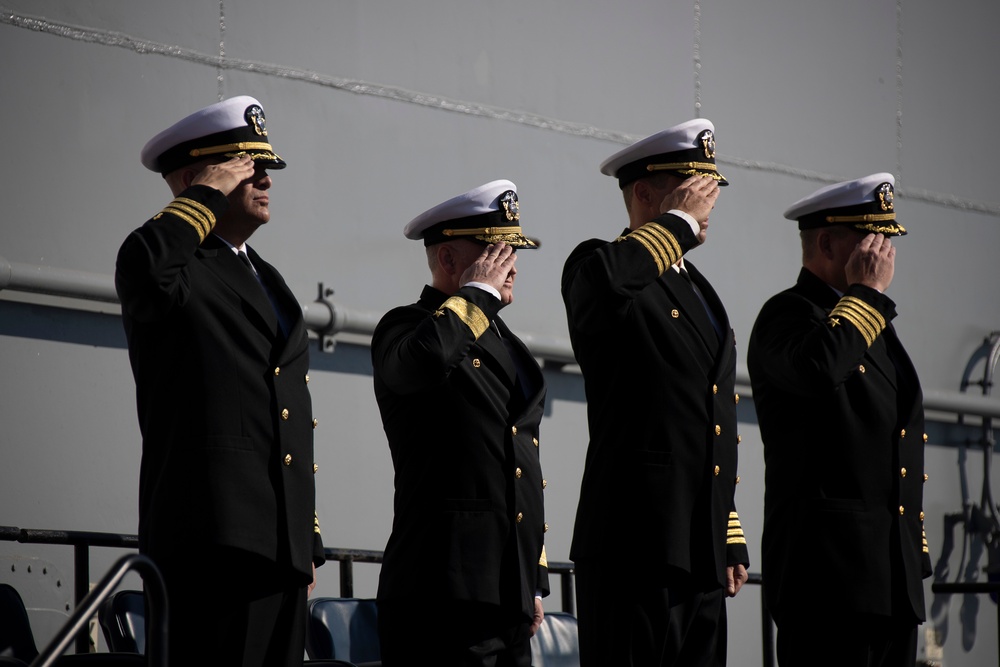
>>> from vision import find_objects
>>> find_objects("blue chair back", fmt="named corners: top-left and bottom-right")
top-left (530, 611), bottom-right (580, 667)
top-left (97, 590), bottom-right (145, 654)
top-left (305, 597), bottom-right (380, 663)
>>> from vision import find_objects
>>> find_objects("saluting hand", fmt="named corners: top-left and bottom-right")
top-left (845, 233), bottom-right (896, 293)
top-left (659, 175), bottom-right (719, 243)
top-left (191, 155), bottom-right (256, 196)
top-left (460, 242), bottom-right (517, 294)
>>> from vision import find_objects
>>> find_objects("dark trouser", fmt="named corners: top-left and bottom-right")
top-left (574, 561), bottom-right (727, 667)
top-left (378, 599), bottom-right (532, 667)
top-left (776, 614), bottom-right (917, 667)
top-left (151, 548), bottom-right (308, 667)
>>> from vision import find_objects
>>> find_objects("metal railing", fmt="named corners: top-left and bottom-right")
top-left (31, 553), bottom-right (167, 667)
top-left (2, 525), bottom-right (776, 665)
top-left (325, 546), bottom-right (578, 615)
top-left (930, 581), bottom-right (1000, 667)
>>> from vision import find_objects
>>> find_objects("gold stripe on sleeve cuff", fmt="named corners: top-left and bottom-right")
top-left (643, 222), bottom-right (682, 263)
top-left (628, 222), bottom-right (682, 275)
top-left (160, 197), bottom-right (216, 241)
top-left (629, 230), bottom-right (665, 274)
top-left (538, 544), bottom-right (548, 568)
top-left (727, 511), bottom-right (747, 545)
top-left (314, 511), bottom-right (321, 535)
top-left (436, 296), bottom-right (490, 339)
top-left (631, 226), bottom-right (672, 265)
top-left (828, 295), bottom-right (887, 347)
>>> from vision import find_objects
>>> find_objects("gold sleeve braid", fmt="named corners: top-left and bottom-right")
top-left (922, 526), bottom-right (929, 554)
top-left (727, 511), bottom-right (747, 546)
top-left (156, 197), bottom-right (216, 242)
top-left (627, 222), bottom-right (683, 275)
top-left (827, 295), bottom-right (887, 347)
top-left (538, 545), bottom-right (548, 568)
top-left (314, 511), bottom-right (321, 535)
top-left (434, 296), bottom-right (490, 339)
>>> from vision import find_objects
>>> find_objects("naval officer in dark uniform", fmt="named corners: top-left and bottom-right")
top-left (748, 173), bottom-right (931, 667)
top-left (372, 180), bottom-right (548, 666)
top-left (562, 119), bottom-right (750, 666)
top-left (116, 95), bottom-right (324, 666)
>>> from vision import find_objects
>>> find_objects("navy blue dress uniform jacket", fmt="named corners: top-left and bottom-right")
top-left (562, 214), bottom-right (750, 588)
top-left (747, 268), bottom-right (931, 623)
top-left (372, 285), bottom-right (549, 620)
top-left (115, 184), bottom-right (324, 582)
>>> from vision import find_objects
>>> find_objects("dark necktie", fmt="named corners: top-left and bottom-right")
top-left (681, 268), bottom-right (722, 341)
top-left (238, 250), bottom-right (290, 338)
top-left (237, 250), bottom-right (259, 281)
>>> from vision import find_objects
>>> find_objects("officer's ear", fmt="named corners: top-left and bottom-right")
top-left (816, 229), bottom-right (837, 261)
top-left (180, 167), bottom-right (200, 190)
top-left (631, 179), bottom-right (655, 208)
top-left (436, 243), bottom-right (459, 276)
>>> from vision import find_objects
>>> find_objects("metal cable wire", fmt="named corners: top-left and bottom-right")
top-left (2, 4), bottom-right (1000, 217)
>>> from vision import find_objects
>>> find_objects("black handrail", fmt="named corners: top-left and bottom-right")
top-left (931, 581), bottom-right (1000, 667)
top-left (2, 525), bottom-right (774, 666)
top-left (324, 546), bottom-right (579, 614)
top-left (29, 553), bottom-right (167, 667)
top-left (18, 528), bottom-right (139, 653)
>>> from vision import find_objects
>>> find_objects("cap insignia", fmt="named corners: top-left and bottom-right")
top-left (500, 190), bottom-right (520, 222)
top-left (698, 129), bottom-right (716, 159)
top-left (877, 182), bottom-right (894, 211)
top-left (245, 105), bottom-right (268, 137)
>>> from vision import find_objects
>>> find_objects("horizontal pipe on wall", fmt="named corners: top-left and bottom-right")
top-left (3, 255), bottom-right (999, 420)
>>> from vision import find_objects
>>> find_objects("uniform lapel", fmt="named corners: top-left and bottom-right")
top-left (864, 336), bottom-right (897, 391)
top-left (495, 316), bottom-right (545, 408)
top-left (687, 261), bottom-right (735, 376)
top-left (250, 248), bottom-right (308, 358)
top-left (884, 324), bottom-right (923, 418)
top-left (659, 265), bottom-right (719, 356)
top-left (477, 318), bottom-right (518, 387)
top-left (198, 237), bottom-right (280, 337)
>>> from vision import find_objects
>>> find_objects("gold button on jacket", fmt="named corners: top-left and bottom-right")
top-left (745, 267), bottom-right (927, 627)
top-left (370, 284), bottom-right (549, 619)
